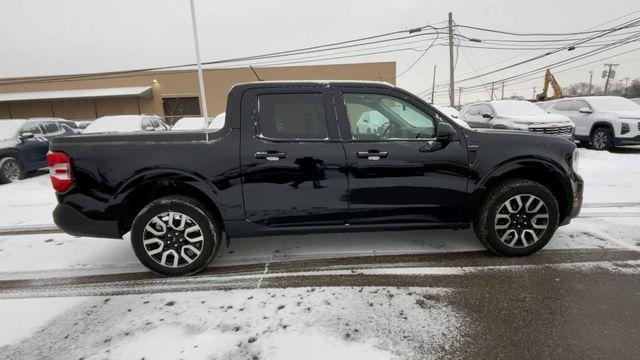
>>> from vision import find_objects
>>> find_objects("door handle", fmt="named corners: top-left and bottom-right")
top-left (255, 151), bottom-right (287, 161)
top-left (357, 151), bottom-right (388, 160)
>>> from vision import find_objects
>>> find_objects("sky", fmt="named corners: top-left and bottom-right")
top-left (0, 0), bottom-right (639, 105)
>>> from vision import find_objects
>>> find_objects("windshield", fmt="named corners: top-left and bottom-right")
top-left (0, 120), bottom-right (26, 141)
top-left (83, 116), bottom-right (142, 134)
top-left (587, 97), bottom-right (640, 112)
top-left (492, 101), bottom-right (548, 117)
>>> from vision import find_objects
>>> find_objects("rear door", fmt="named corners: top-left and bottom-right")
top-left (334, 86), bottom-right (470, 225)
top-left (240, 86), bottom-right (349, 227)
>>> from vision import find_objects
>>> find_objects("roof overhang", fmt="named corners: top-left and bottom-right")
top-left (0, 86), bottom-right (153, 102)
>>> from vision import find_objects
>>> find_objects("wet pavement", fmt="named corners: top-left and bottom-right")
top-left (1, 248), bottom-right (639, 359)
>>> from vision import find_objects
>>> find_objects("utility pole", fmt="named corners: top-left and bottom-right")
top-left (430, 64), bottom-right (437, 104)
top-left (603, 63), bottom-right (619, 95)
top-left (458, 87), bottom-right (462, 108)
top-left (448, 12), bottom-right (455, 107)
top-left (621, 77), bottom-right (630, 97)
top-left (490, 82), bottom-right (495, 100)
top-left (587, 70), bottom-right (593, 95)
top-left (501, 82), bottom-right (505, 100)
top-left (188, 0), bottom-right (209, 121)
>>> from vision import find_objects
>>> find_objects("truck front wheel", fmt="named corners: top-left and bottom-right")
top-left (130, 196), bottom-right (221, 276)
top-left (473, 179), bottom-right (559, 256)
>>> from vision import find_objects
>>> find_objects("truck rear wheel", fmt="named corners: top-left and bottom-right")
top-left (473, 179), bottom-right (559, 256)
top-left (130, 196), bottom-right (221, 276)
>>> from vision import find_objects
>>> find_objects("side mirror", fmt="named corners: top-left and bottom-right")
top-left (482, 113), bottom-right (493, 119)
top-left (19, 132), bottom-right (34, 140)
top-left (579, 107), bottom-right (592, 114)
top-left (436, 122), bottom-right (456, 141)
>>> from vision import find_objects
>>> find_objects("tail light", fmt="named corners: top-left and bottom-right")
top-left (47, 151), bottom-right (73, 192)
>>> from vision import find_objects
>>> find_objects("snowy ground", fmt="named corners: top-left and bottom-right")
top-left (0, 146), bottom-right (639, 359)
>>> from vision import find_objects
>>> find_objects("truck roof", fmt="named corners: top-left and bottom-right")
top-left (230, 80), bottom-right (394, 92)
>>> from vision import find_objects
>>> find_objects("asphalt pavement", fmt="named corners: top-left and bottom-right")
top-left (1, 247), bottom-right (638, 359)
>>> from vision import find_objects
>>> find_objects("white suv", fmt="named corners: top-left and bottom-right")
top-left (546, 96), bottom-right (640, 150)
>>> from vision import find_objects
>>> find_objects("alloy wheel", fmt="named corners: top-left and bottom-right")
top-left (494, 194), bottom-right (549, 248)
top-left (142, 211), bottom-right (205, 268)
top-left (593, 131), bottom-right (608, 150)
top-left (1, 159), bottom-right (21, 181)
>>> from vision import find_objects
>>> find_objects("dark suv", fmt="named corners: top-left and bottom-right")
top-left (0, 118), bottom-right (74, 183)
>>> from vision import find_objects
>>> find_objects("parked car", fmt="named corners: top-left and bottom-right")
top-left (75, 121), bottom-right (92, 130)
top-left (460, 100), bottom-right (574, 138)
top-left (546, 96), bottom-right (640, 150)
top-left (49, 81), bottom-right (583, 276)
top-left (83, 115), bottom-right (169, 134)
top-left (433, 105), bottom-right (470, 129)
top-left (208, 113), bottom-right (226, 130)
top-left (0, 118), bottom-right (74, 183)
top-left (172, 117), bottom-right (210, 130)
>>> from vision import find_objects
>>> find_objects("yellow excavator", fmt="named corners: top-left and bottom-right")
top-left (536, 69), bottom-right (563, 101)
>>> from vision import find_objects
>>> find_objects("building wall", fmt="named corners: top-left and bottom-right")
top-left (0, 62), bottom-right (396, 120)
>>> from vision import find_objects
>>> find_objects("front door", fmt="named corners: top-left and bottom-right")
top-left (334, 87), bottom-right (470, 225)
top-left (240, 87), bottom-right (349, 227)
top-left (15, 122), bottom-right (48, 169)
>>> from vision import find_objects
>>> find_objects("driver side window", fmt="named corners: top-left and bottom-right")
top-left (343, 93), bottom-right (435, 140)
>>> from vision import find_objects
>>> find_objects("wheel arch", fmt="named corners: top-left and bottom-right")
top-left (110, 168), bottom-right (224, 237)
top-left (475, 158), bottom-right (572, 224)
top-left (589, 121), bottom-right (614, 137)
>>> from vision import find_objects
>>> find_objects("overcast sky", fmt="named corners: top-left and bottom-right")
top-left (1, 0), bottom-right (639, 104)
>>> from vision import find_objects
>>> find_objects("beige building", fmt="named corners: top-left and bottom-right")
top-left (0, 62), bottom-right (395, 124)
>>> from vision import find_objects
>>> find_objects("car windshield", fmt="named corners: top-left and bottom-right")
top-left (492, 101), bottom-right (548, 116)
top-left (0, 119), bottom-right (26, 140)
top-left (587, 97), bottom-right (640, 112)
top-left (83, 116), bottom-right (142, 134)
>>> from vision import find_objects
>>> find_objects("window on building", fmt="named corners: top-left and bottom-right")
top-left (162, 97), bottom-right (201, 126)
top-left (257, 93), bottom-right (328, 140)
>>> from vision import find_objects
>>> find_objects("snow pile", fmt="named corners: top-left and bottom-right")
top-left (0, 174), bottom-right (57, 228)
top-left (82, 115), bottom-right (143, 134)
top-left (0, 287), bottom-right (466, 359)
top-left (577, 147), bottom-right (640, 204)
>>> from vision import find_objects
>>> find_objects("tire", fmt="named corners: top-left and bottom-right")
top-left (0, 157), bottom-right (24, 184)
top-left (590, 126), bottom-right (613, 151)
top-left (473, 179), bottom-right (559, 256)
top-left (130, 196), bottom-right (221, 276)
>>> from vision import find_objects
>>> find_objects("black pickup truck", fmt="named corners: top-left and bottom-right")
top-left (49, 81), bottom-right (583, 276)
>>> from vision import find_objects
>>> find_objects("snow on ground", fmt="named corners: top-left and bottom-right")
top-left (0, 216), bottom-right (638, 281)
top-left (0, 172), bottom-right (56, 228)
top-left (0, 297), bottom-right (84, 347)
top-left (0, 286), bottom-right (465, 359)
top-left (577, 147), bottom-right (640, 204)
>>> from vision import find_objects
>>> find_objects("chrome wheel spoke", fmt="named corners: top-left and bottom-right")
top-left (495, 194), bottom-right (549, 249)
top-left (142, 211), bottom-right (205, 268)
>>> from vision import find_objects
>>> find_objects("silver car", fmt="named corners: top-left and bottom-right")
top-left (460, 100), bottom-right (575, 138)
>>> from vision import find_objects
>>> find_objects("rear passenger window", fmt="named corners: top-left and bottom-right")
top-left (554, 101), bottom-right (573, 111)
top-left (43, 122), bottom-right (61, 134)
top-left (257, 93), bottom-right (328, 140)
